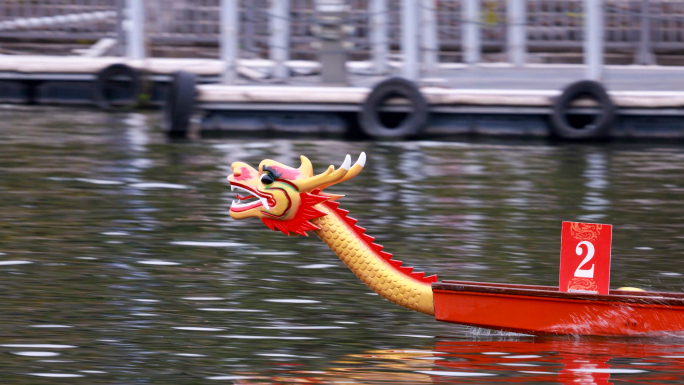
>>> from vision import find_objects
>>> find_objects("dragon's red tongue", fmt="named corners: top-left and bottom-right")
top-left (236, 194), bottom-right (252, 200)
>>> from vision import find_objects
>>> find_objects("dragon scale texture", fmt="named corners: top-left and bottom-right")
top-left (313, 201), bottom-right (436, 315)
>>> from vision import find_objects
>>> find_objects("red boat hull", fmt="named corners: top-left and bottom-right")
top-left (433, 281), bottom-right (684, 336)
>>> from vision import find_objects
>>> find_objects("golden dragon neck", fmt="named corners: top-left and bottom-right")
top-left (311, 201), bottom-right (436, 315)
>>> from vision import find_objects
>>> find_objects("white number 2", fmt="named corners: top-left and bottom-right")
top-left (574, 241), bottom-right (595, 278)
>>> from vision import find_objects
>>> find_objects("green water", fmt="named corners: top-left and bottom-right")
top-left (2, 106), bottom-right (684, 383)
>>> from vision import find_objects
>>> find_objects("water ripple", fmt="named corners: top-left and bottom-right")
top-left (182, 297), bottom-right (223, 301)
top-left (172, 327), bottom-right (225, 331)
top-left (416, 371), bottom-right (496, 377)
top-left (171, 241), bottom-right (245, 247)
top-left (129, 182), bottom-right (189, 189)
top-left (569, 369), bottom-right (647, 374)
top-left (2, 344), bottom-right (76, 349)
top-left (0, 260), bottom-right (32, 266)
top-left (138, 260), bottom-right (181, 266)
top-left (220, 335), bottom-right (317, 340)
top-left (263, 299), bottom-right (320, 304)
top-left (12, 352), bottom-right (61, 357)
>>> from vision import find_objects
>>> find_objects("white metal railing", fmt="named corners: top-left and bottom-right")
top-left (0, 0), bottom-right (117, 40)
top-left (0, 11), bottom-right (116, 31)
top-left (205, 0), bottom-right (619, 82)
top-left (2, 1), bottom-right (684, 82)
top-left (3, 1), bottom-right (684, 59)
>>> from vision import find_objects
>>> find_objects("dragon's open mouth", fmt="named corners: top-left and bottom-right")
top-left (230, 184), bottom-right (270, 212)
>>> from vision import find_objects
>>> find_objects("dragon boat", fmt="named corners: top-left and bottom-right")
top-left (227, 152), bottom-right (684, 336)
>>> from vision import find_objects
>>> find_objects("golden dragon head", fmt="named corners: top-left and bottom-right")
top-left (227, 153), bottom-right (366, 236)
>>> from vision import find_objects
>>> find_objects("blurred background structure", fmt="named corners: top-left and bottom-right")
top-left (1, 0), bottom-right (684, 139)
top-left (2, 0), bottom-right (684, 65)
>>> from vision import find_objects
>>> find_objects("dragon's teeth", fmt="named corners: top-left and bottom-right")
top-left (231, 185), bottom-right (235, 191)
top-left (260, 197), bottom-right (269, 211)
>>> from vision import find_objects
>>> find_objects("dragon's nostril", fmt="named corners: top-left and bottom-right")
top-left (233, 168), bottom-right (242, 177)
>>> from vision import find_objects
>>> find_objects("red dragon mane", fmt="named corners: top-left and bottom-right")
top-left (261, 191), bottom-right (329, 236)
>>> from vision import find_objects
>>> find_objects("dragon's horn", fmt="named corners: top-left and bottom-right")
top-left (298, 155), bottom-right (314, 177)
top-left (294, 154), bottom-right (351, 192)
top-left (318, 152), bottom-right (366, 191)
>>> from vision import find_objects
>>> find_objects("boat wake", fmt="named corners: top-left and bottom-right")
top-left (465, 326), bottom-right (533, 338)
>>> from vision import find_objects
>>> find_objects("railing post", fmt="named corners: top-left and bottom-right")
top-left (370, 0), bottom-right (388, 74)
top-left (115, 0), bottom-right (125, 56)
top-left (270, 0), bottom-right (290, 80)
top-left (463, 0), bottom-right (480, 64)
top-left (637, 0), bottom-right (654, 65)
top-left (401, 0), bottom-right (418, 80)
top-left (245, 2), bottom-right (256, 58)
top-left (315, 0), bottom-right (348, 85)
top-left (125, 0), bottom-right (145, 60)
top-left (421, 0), bottom-right (438, 73)
top-left (583, 0), bottom-right (603, 81)
top-left (220, 0), bottom-right (239, 83)
top-left (507, 0), bottom-right (525, 66)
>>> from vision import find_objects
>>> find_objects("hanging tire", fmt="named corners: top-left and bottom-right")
top-left (358, 77), bottom-right (429, 139)
top-left (93, 63), bottom-right (140, 109)
top-left (550, 80), bottom-right (615, 139)
top-left (163, 71), bottom-right (196, 137)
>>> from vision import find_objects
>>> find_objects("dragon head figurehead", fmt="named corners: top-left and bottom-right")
top-left (227, 153), bottom-right (366, 236)
top-left (227, 151), bottom-right (436, 315)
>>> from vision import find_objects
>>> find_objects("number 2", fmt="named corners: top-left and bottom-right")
top-left (574, 241), bottom-right (595, 278)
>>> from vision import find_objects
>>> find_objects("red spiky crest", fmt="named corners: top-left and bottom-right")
top-left (261, 191), bottom-right (329, 236)
top-left (321, 201), bottom-right (438, 285)
top-left (261, 188), bottom-right (437, 284)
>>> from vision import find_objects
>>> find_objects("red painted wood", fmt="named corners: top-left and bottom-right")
top-left (433, 281), bottom-right (684, 336)
top-left (440, 280), bottom-right (684, 298)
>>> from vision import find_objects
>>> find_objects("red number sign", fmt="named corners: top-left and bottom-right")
top-left (559, 221), bottom-right (612, 295)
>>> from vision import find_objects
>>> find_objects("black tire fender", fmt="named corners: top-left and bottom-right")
top-left (163, 71), bottom-right (196, 136)
top-left (358, 77), bottom-right (429, 138)
top-left (550, 80), bottom-right (615, 139)
top-left (93, 63), bottom-right (140, 109)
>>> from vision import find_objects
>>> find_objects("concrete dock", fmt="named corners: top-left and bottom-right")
top-left (192, 63), bottom-right (684, 138)
top-left (1, 55), bottom-right (684, 138)
top-left (3, 56), bottom-right (683, 91)
top-left (197, 65), bottom-right (684, 108)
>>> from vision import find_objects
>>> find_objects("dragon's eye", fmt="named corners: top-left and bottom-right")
top-left (260, 173), bottom-right (274, 184)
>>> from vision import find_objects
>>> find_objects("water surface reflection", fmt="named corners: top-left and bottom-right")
top-left (253, 339), bottom-right (684, 384)
top-left (2, 106), bottom-right (684, 382)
